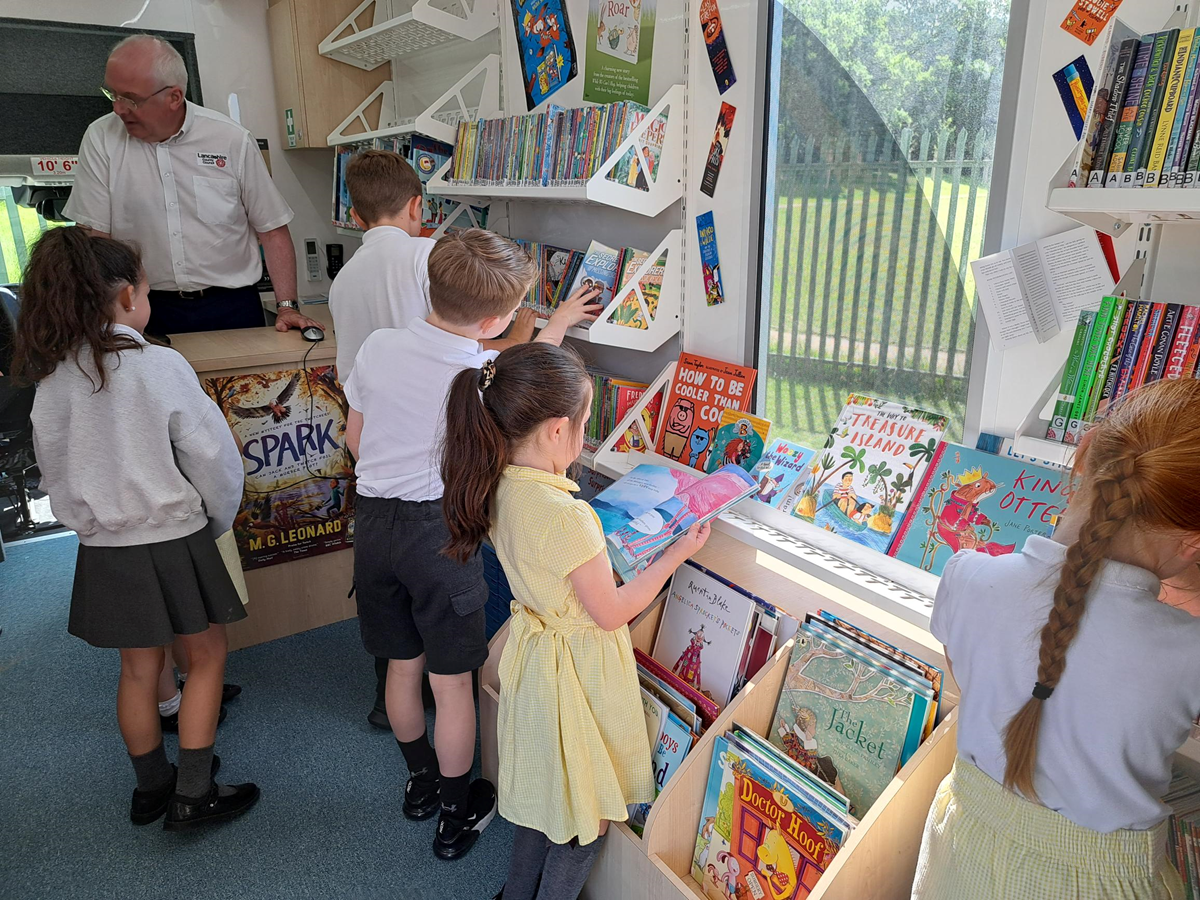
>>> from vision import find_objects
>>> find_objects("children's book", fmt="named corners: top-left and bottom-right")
top-left (613, 391), bottom-right (662, 454)
top-left (769, 628), bottom-right (919, 818)
top-left (593, 463), bottom-right (757, 581)
top-left (510, 0), bottom-right (578, 110)
top-left (574, 466), bottom-right (615, 502)
top-left (640, 686), bottom-right (667, 751)
top-left (566, 240), bottom-right (621, 325)
top-left (752, 440), bottom-right (817, 515)
top-left (792, 394), bottom-right (947, 555)
top-left (607, 106), bottom-right (667, 191)
top-left (892, 444), bottom-right (1070, 578)
top-left (410, 135), bottom-right (455, 233)
top-left (595, 0), bottom-right (643, 63)
top-left (654, 352), bottom-right (757, 471)
top-left (628, 708), bottom-right (693, 836)
top-left (651, 560), bottom-right (759, 707)
top-left (639, 666), bottom-right (701, 735)
top-left (705, 408), bottom-right (770, 475)
top-left (635, 648), bottom-right (721, 729)
top-left (608, 250), bottom-right (665, 330)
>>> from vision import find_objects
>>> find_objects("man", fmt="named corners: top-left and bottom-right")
top-left (65, 34), bottom-right (321, 336)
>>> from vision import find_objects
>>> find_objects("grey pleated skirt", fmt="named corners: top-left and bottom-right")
top-left (69, 526), bottom-right (248, 649)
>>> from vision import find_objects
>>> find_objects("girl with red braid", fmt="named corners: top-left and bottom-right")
top-left (912, 378), bottom-right (1200, 900)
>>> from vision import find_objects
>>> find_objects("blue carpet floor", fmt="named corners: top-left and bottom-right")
top-left (0, 534), bottom-right (510, 900)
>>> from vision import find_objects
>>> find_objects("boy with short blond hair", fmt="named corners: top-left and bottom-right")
top-left (344, 229), bottom-right (599, 860)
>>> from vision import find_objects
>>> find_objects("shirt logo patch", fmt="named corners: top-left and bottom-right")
top-left (197, 153), bottom-right (229, 168)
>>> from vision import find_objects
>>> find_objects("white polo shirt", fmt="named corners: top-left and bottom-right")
top-left (64, 102), bottom-right (294, 291)
top-left (343, 318), bottom-right (497, 501)
top-left (328, 225), bottom-right (434, 381)
top-left (932, 536), bottom-right (1200, 832)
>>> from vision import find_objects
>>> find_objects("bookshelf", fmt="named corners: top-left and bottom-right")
top-left (426, 84), bottom-right (687, 219)
top-left (318, 0), bottom-right (499, 70)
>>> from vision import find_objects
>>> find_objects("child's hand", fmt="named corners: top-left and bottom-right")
top-left (510, 307), bottom-right (537, 343)
top-left (550, 285), bottom-right (604, 328)
top-left (671, 522), bottom-right (712, 560)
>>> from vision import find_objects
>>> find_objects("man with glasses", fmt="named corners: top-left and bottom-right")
top-left (64, 34), bottom-right (322, 337)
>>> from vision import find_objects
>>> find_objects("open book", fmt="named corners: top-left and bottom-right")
top-left (970, 226), bottom-right (1115, 350)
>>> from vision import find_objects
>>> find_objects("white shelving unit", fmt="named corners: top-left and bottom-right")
top-left (425, 84), bottom-right (686, 219)
top-left (319, 0), bottom-right (498, 70)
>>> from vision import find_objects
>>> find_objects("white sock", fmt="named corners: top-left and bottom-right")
top-left (178, 671), bottom-right (188, 683)
top-left (158, 689), bottom-right (182, 717)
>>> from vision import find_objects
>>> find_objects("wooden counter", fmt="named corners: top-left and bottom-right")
top-left (172, 307), bottom-right (356, 652)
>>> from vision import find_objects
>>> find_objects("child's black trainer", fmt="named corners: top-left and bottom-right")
top-left (432, 778), bottom-right (496, 860)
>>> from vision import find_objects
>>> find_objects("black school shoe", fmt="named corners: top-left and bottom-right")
top-left (162, 781), bottom-right (260, 831)
top-left (403, 775), bottom-right (440, 820)
top-left (432, 779), bottom-right (497, 860)
top-left (130, 756), bottom-right (221, 826)
top-left (178, 682), bottom-right (242, 704)
top-left (161, 704), bottom-right (227, 734)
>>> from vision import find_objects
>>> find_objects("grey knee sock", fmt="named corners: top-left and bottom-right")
top-left (535, 831), bottom-right (607, 900)
top-left (129, 742), bottom-right (173, 792)
top-left (503, 825), bottom-right (552, 900)
top-left (176, 745), bottom-right (215, 799)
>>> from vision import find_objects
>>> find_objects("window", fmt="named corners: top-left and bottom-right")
top-left (759, 0), bottom-right (1013, 449)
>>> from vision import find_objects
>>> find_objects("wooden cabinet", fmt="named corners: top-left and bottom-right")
top-left (266, 0), bottom-right (388, 149)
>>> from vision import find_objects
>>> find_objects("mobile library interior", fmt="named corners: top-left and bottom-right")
top-left (2, 1), bottom-right (1200, 898)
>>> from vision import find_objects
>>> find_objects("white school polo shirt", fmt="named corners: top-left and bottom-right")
top-left (343, 318), bottom-right (497, 501)
top-left (328, 225), bottom-right (434, 381)
top-left (64, 102), bottom-right (294, 291)
top-left (932, 536), bottom-right (1200, 832)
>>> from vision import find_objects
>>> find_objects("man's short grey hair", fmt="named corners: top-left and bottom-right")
top-left (110, 34), bottom-right (188, 92)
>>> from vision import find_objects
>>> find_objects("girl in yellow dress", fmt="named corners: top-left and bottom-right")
top-left (441, 342), bottom-right (710, 900)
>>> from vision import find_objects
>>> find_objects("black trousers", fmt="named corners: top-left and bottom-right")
top-left (147, 284), bottom-right (264, 336)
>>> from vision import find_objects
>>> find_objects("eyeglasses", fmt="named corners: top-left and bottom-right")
top-left (100, 84), bottom-right (172, 111)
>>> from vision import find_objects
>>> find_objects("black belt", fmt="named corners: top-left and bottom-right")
top-left (150, 286), bottom-right (245, 300)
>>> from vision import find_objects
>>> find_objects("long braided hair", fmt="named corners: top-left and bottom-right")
top-left (1002, 377), bottom-right (1200, 799)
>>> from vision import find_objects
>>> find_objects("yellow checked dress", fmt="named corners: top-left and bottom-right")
top-left (489, 466), bottom-right (654, 846)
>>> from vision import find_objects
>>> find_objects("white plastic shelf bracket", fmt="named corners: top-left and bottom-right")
top-left (320, 0), bottom-right (499, 71)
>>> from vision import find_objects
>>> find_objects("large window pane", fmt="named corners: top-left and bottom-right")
top-left (760, 0), bottom-right (1012, 448)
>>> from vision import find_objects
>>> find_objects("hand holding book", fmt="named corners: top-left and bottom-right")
top-left (536, 284), bottom-right (604, 345)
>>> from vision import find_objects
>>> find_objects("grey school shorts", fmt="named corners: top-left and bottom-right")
top-left (353, 495), bottom-right (488, 675)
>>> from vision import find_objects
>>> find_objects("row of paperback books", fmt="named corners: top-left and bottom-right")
top-left (1046, 297), bottom-right (1200, 445)
top-left (1074, 20), bottom-right (1200, 188)
top-left (449, 100), bottom-right (666, 189)
top-left (629, 560), bottom-right (801, 835)
top-left (1166, 767), bottom-right (1200, 895)
top-left (690, 610), bottom-right (943, 897)
top-left (584, 370), bottom-right (662, 455)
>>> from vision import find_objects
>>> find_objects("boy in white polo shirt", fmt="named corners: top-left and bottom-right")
top-left (329, 150), bottom-right (535, 381)
top-left (343, 229), bottom-right (599, 860)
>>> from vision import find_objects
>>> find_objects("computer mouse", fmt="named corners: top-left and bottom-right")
top-left (301, 326), bottom-right (325, 342)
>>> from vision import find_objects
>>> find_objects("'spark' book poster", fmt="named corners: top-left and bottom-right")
top-left (584, 0), bottom-right (656, 106)
top-left (654, 353), bottom-right (757, 472)
top-left (792, 394), bottom-right (948, 554)
top-left (204, 367), bottom-right (355, 570)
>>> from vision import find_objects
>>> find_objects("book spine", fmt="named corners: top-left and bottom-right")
top-left (1096, 302), bottom-right (1135, 417)
top-left (887, 443), bottom-right (945, 556)
top-left (1114, 301), bottom-right (1152, 401)
top-left (1148, 29), bottom-right (1196, 186)
top-left (1083, 297), bottom-right (1127, 425)
top-left (1184, 312), bottom-right (1200, 376)
top-left (1126, 30), bottom-right (1177, 186)
top-left (1091, 39), bottom-right (1140, 187)
top-left (1074, 30), bottom-right (1127, 187)
top-left (1047, 311), bottom-right (1097, 441)
top-left (1129, 302), bottom-right (1167, 393)
top-left (1166, 30), bottom-right (1200, 185)
top-left (1065, 297), bottom-right (1116, 444)
top-left (1165, 305), bottom-right (1200, 378)
top-left (1108, 39), bottom-right (1154, 183)
top-left (1147, 302), bottom-right (1183, 382)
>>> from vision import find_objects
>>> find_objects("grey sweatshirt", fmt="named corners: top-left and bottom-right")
top-left (31, 325), bottom-right (244, 547)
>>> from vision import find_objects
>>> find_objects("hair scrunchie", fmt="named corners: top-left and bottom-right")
top-left (479, 358), bottom-right (496, 391)
top-left (1031, 681), bottom-right (1054, 701)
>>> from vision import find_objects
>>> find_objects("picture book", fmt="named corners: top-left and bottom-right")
top-left (700, 102), bottom-right (735, 196)
top-left (770, 628), bottom-right (919, 818)
top-left (607, 105), bottom-right (667, 192)
top-left (691, 734), bottom-right (851, 899)
top-left (640, 686), bottom-right (666, 751)
top-left (792, 394), bottom-right (948, 555)
top-left (608, 250), bottom-right (666, 330)
top-left (510, 0), bottom-right (578, 110)
top-left (574, 466), bottom-right (615, 502)
top-left (652, 561), bottom-right (760, 707)
top-left (698, 0), bottom-right (736, 94)
top-left (696, 211), bottom-right (725, 306)
top-left (753, 440), bottom-right (818, 515)
top-left (628, 707), bottom-right (693, 836)
top-left (654, 352), bottom-right (757, 471)
top-left (613, 390), bottom-right (662, 453)
top-left (595, 464), bottom-right (757, 581)
top-left (635, 648), bottom-right (721, 729)
top-left (705, 408), bottom-right (770, 475)
top-left (583, 0), bottom-right (656, 106)
top-left (410, 135), bottom-right (455, 232)
top-left (730, 724), bottom-right (852, 816)
top-left (639, 665), bottom-right (701, 735)
top-left (566, 240), bottom-right (621, 323)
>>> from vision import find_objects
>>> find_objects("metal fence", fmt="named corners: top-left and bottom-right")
top-left (764, 125), bottom-right (994, 439)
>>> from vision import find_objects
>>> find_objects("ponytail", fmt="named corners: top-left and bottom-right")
top-left (13, 226), bottom-right (143, 390)
top-left (1002, 376), bottom-right (1200, 799)
top-left (440, 342), bottom-right (591, 562)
